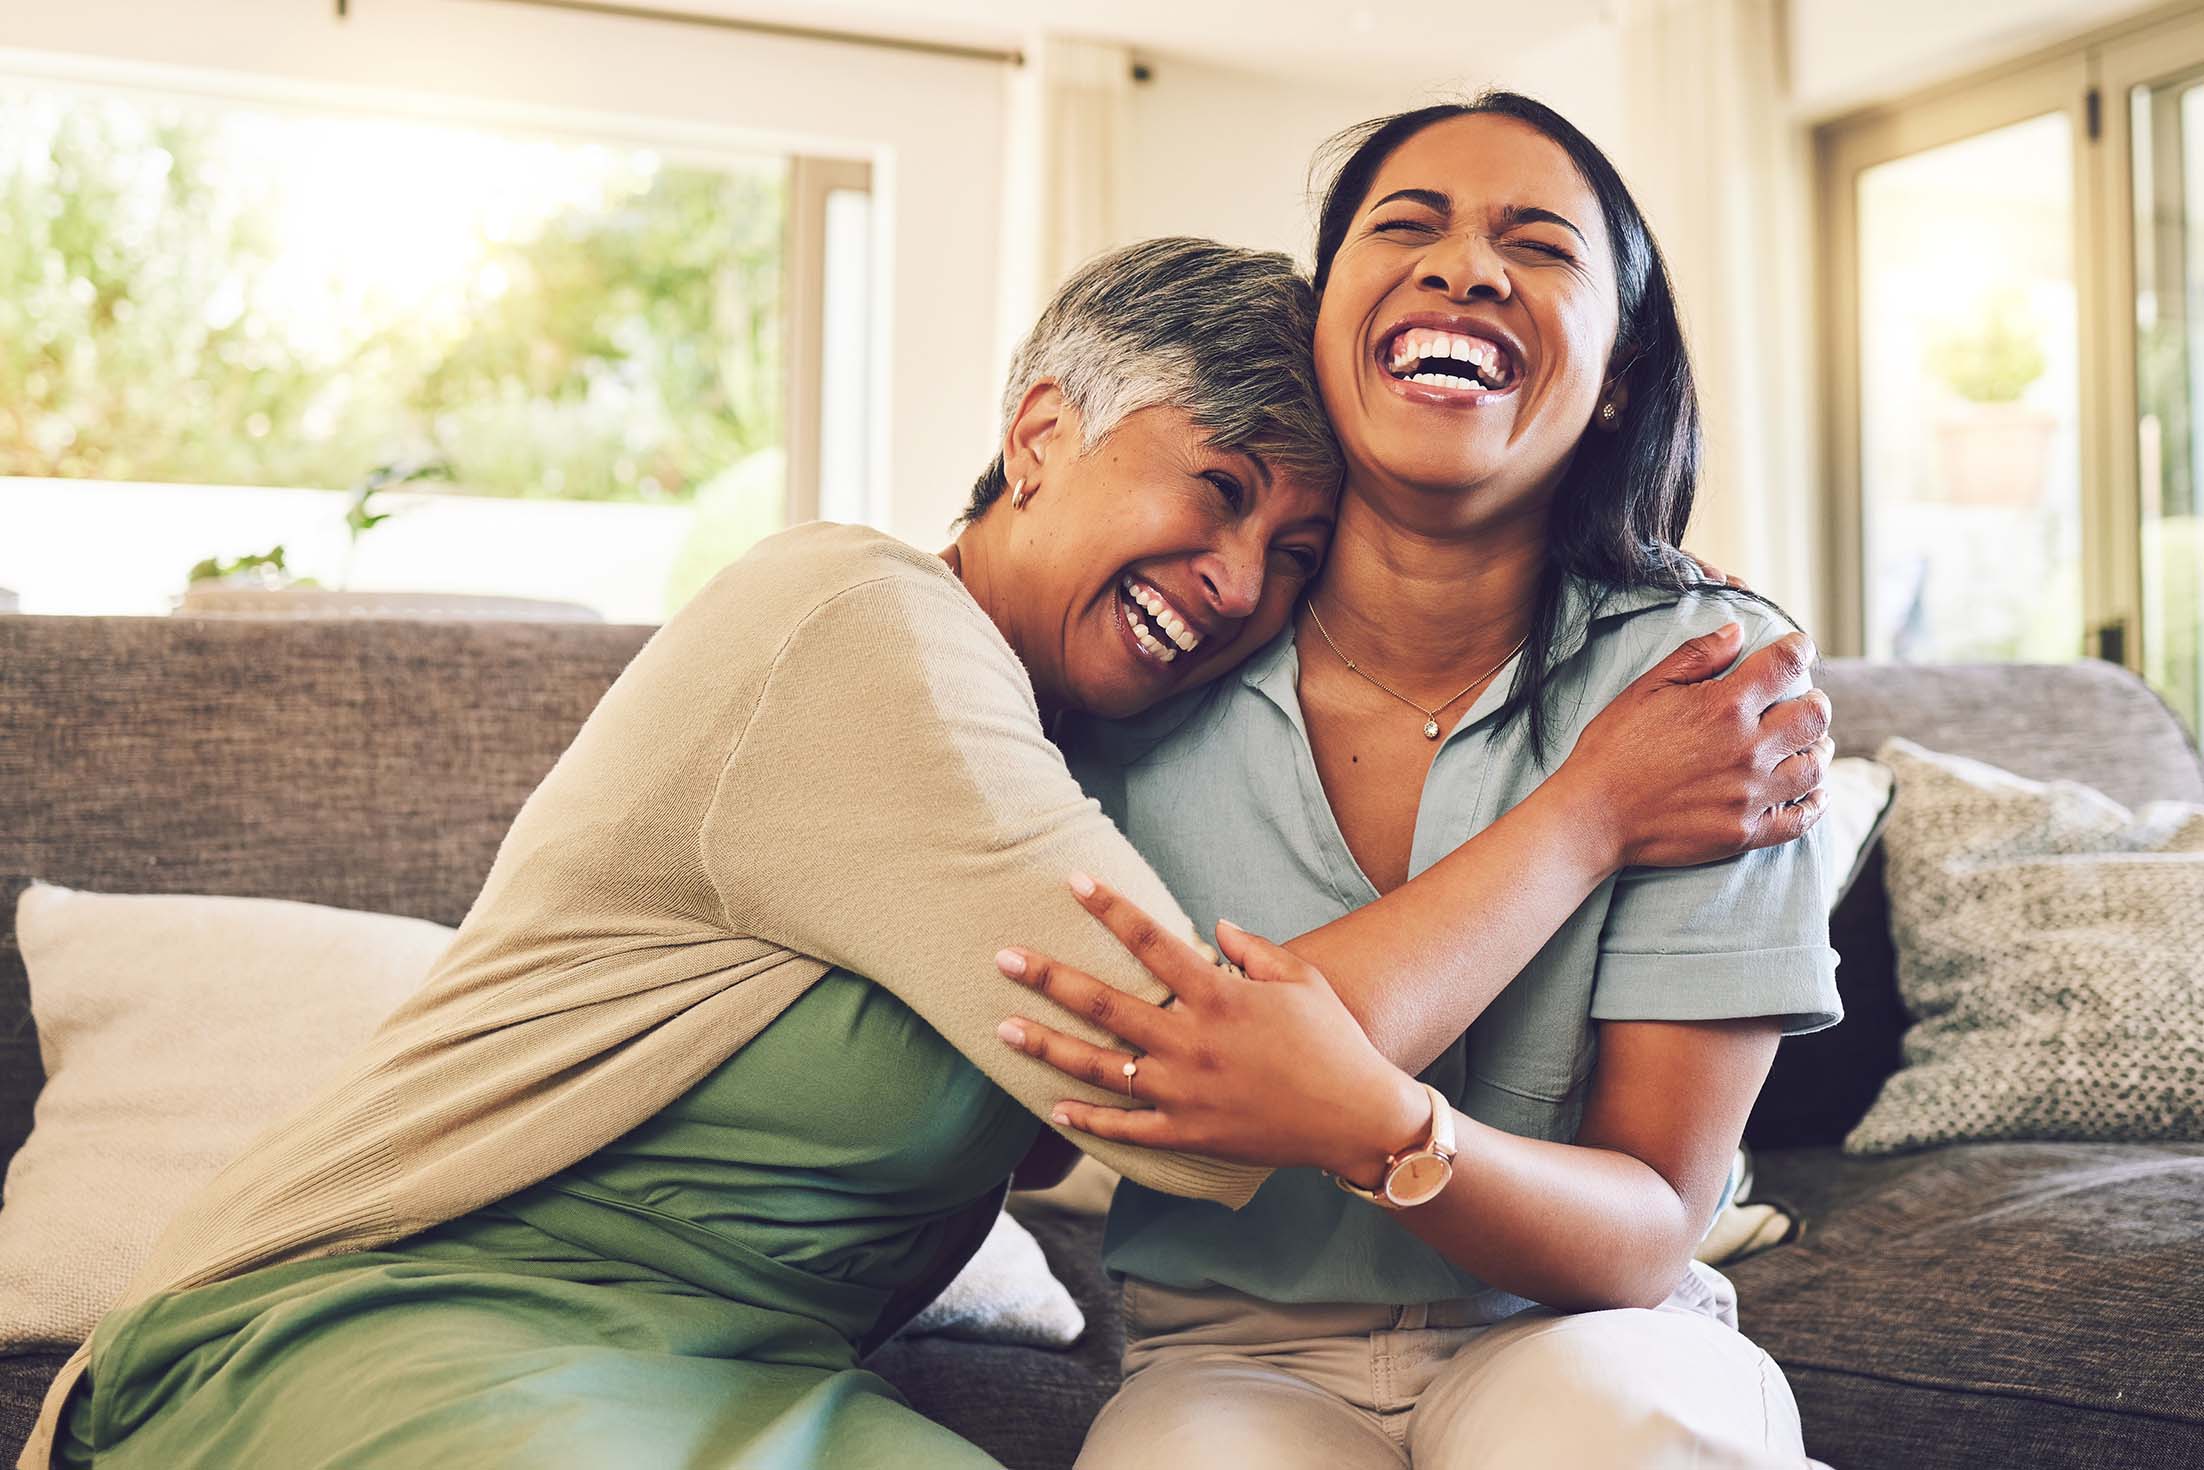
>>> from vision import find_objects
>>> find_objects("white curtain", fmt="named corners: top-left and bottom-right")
top-left (1618, 0), bottom-right (1820, 623)
top-left (996, 35), bottom-right (1133, 373)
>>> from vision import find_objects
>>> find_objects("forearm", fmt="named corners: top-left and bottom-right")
top-left (1281, 772), bottom-right (1621, 1076)
top-left (1385, 1111), bottom-right (1702, 1311)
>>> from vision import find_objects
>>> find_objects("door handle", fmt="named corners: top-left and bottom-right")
top-left (2092, 618), bottom-right (2128, 665)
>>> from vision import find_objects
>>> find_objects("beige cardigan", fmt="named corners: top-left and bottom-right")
top-left (22, 524), bottom-right (1265, 1467)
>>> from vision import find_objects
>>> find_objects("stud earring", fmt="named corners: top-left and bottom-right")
top-left (1599, 401), bottom-right (1618, 424)
top-left (1010, 477), bottom-right (1030, 510)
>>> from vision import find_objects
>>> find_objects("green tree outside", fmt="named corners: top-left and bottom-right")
top-left (0, 90), bottom-right (785, 506)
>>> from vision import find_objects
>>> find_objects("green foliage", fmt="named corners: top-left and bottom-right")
top-left (1925, 293), bottom-right (2048, 405)
top-left (343, 460), bottom-right (451, 545)
top-left (0, 92), bottom-right (784, 504)
top-left (185, 545), bottom-right (305, 587)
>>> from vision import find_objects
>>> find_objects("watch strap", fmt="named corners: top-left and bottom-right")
top-left (1330, 1081), bottom-right (1449, 1208)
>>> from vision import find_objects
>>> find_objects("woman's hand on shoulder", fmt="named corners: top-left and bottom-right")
top-left (1562, 621), bottom-right (1834, 870)
top-left (1680, 552), bottom-right (1748, 591)
top-left (993, 876), bottom-right (1426, 1179)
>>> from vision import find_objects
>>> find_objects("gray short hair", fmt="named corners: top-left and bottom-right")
top-left (963, 237), bottom-right (1340, 521)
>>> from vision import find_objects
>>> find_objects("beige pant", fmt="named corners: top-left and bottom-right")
top-left (1076, 1265), bottom-right (1816, 1470)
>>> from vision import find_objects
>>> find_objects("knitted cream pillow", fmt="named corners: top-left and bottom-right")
top-left (1846, 740), bottom-right (2204, 1155)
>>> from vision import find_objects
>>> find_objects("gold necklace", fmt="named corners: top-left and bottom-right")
top-left (1304, 602), bottom-right (1530, 740)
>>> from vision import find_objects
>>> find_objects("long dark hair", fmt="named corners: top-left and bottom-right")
top-left (1313, 93), bottom-right (1756, 760)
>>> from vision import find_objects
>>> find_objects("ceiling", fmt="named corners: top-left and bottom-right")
top-left (579, 1), bottom-right (1613, 82)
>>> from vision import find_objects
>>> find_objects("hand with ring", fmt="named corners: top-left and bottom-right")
top-left (994, 873), bottom-right (1428, 1179)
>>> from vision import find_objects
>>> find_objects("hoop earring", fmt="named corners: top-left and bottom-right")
top-left (1009, 477), bottom-right (1030, 510)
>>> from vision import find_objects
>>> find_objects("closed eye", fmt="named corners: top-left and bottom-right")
top-left (1204, 472), bottom-right (1246, 511)
top-left (1510, 239), bottom-right (1576, 262)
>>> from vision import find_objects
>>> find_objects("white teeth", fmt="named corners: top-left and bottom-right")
top-left (1410, 372), bottom-right (1480, 391)
top-left (1119, 583), bottom-right (1179, 662)
top-left (1120, 577), bottom-right (1202, 654)
top-left (1132, 616), bottom-right (1176, 662)
top-left (1388, 327), bottom-right (1511, 388)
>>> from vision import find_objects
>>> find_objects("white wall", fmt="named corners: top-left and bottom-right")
top-left (1483, 20), bottom-right (1631, 167)
top-left (0, 0), bottom-right (1007, 547)
top-left (1116, 58), bottom-right (1398, 263)
top-left (1112, 47), bottom-right (1638, 266)
top-left (1789, 0), bottom-right (2165, 118)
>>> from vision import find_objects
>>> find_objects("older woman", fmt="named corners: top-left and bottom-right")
top-left (30, 237), bottom-right (1824, 1470)
top-left (1005, 98), bottom-right (1839, 1468)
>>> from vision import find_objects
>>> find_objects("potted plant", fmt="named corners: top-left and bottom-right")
top-left (177, 462), bottom-right (597, 621)
top-left (1925, 294), bottom-right (2058, 507)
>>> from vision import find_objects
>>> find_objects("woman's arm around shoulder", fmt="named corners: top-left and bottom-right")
top-left (1286, 606), bottom-right (1834, 1074)
top-left (696, 557), bottom-right (1267, 1208)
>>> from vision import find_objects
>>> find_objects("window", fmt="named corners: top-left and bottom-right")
top-left (0, 73), bottom-right (872, 622)
top-left (1851, 112), bottom-right (2081, 663)
top-left (1821, 7), bottom-right (2204, 736)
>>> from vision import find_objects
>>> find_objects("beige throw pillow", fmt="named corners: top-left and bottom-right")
top-left (0, 886), bottom-right (452, 1348)
top-left (1847, 739), bottom-right (2204, 1155)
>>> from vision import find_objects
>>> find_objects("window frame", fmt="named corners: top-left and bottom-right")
top-left (785, 155), bottom-right (876, 526)
top-left (1813, 50), bottom-right (2101, 660)
top-left (2094, 7), bottom-right (2204, 694)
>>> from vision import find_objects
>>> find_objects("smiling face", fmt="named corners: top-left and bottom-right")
top-left (988, 391), bottom-right (1335, 720)
top-left (1314, 113), bottom-right (1622, 528)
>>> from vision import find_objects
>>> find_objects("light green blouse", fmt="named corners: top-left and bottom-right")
top-left (65, 970), bottom-right (1032, 1470)
top-left (1063, 578), bottom-right (1843, 1312)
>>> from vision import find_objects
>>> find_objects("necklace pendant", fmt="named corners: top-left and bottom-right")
top-left (1423, 717), bottom-right (1442, 740)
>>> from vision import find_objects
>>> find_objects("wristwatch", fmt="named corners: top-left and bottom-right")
top-left (1330, 1082), bottom-right (1457, 1209)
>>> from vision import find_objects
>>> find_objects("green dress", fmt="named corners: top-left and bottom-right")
top-left (60, 971), bottom-right (1041, 1469)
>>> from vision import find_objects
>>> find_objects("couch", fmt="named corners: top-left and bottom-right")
top-left (3, 613), bottom-right (2200, 1469)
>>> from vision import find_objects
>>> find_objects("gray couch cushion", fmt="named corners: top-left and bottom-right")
top-left (0, 1352), bottom-right (68, 1467)
top-left (1814, 659), bottom-right (2203, 810)
top-left (1735, 1143), bottom-right (2204, 1468)
top-left (0, 614), bottom-right (654, 1178)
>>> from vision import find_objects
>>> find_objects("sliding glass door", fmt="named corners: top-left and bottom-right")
top-left (2110, 13), bottom-right (2204, 735)
top-left (1852, 111), bottom-right (2084, 663)
top-left (1824, 8), bottom-right (2204, 736)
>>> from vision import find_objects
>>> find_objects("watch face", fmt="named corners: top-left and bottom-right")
top-left (1385, 1151), bottom-right (1452, 1207)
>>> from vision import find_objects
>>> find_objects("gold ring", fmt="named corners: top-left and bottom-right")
top-left (1122, 1058), bottom-right (1138, 1097)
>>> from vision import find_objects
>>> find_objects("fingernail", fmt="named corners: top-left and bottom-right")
top-left (997, 1019), bottom-right (1026, 1047)
top-left (995, 948), bottom-right (1027, 977)
top-left (1216, 917), bottom-right (1242, 937)
top-left (1068, 872), bottom-right (1097, 898)
top-left (1051, 1111), bottom-right (1071, 1127)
